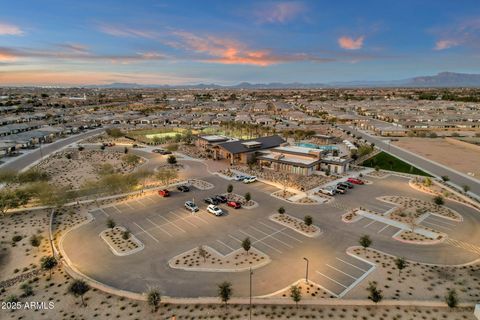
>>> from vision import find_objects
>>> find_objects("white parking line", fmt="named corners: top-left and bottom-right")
top-left (157, 214), bottom-right (186, 233)
top-left (377, 224), bottom-right (390, 234)
top-left (249, 226), bottom-right (293, 248)
top-left (135, 199), bottom-right (147, 207)
top-left (335, 257), bottom-right (368, 273)
top-left (315, 271), bottom-right (347, 289)
top-left (134, 222), bottom-right (159, 243)
top-left (258, 222), bottom-right (303, 243)
top-left (363, 220), bottom-right (377, 228)
top-left (169, 211), bottom-right (200, 228)
top-left (98, 208), bottom-right (109, 217)
top-left (239, 230), bottom-right (283, 254)
top-left (143, 197), bottom-right (156, 204)
top-left (421, 221), bottom-right (452, 231)
top-left (193, 214), bottom-right (209, 224)
top-left (326, 264), bottom-right (357, 280)
top-left (146, 218), bottom-right (173, 237)
top-left (426, 216), bottom-right (456, 226)
top-left (124, 202), bottom-right (136, 210)
top-left (216, 240), bottom-right (236, 251)
top-left (228, 234), bottom-right (243, 243)
top-left (111, 205), bottom-right (122, 213)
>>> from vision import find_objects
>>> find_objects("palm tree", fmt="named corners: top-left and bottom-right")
top-left (290, 285), bottom-right (301, 309)
top-left (146, 288), bottom-right (161, 312)
top-left (40, 256), bottom-right (57, 279)
top-left (218, 281), bottom-right (233, 312)
top-left (68, 279), bottom-right (90, 307)
top-left (242, 237), bottom-right (251, 255)
top-left (359, 235), bottom-right (372, 251)
top-left (394, 257), bottom-right (407, 277)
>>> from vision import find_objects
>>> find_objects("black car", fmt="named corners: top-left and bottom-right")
top-left (152, 149), bottom-right (172, 155)
top-left (337, 182), bottom-right (353, 189)
top-left (204, 197), bottom-right (219, 205)
top-left (214, 195), bottom-right (228, 203)
top-left (177, 185), bottom-right (190, 192)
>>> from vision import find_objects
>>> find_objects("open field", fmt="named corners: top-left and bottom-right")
top-left (393, 137), bottom-right (480, 180)
top-left (362, 151), bottom-right (431, 176)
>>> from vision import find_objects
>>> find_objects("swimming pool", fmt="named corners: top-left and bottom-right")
top-left (296, 142), bottom-right (338, 151)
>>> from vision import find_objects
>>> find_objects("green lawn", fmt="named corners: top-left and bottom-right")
top-left (362, 151), bottom-right (432, 176)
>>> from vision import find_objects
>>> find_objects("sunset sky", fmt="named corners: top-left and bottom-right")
top-left (1, 0), bottom-right (480, 86)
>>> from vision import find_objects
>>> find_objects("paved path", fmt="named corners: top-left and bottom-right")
top-left (0, 128), bottom-right (104, 172)
top-left (338, 125), bottom-right (480, 198)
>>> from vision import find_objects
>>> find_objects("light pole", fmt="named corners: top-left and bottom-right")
top-left (249, 267), bottom-right (253, 320)
top-left (303, 257), bottom-right (309, 284)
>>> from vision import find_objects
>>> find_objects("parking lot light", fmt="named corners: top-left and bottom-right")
top-left (303, 257), bottom-right (309, 284)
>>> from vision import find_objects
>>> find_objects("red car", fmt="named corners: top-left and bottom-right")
top-left (158, 189), bottom-right (170, 197)
top-left (347, 177), bottom-right (364, 185)
top-left (227, 201), bottom-right (241, 209)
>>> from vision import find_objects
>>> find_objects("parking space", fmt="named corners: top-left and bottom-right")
top-left (208, 219), bottom-right (304, 256)
top-left (419, 213), bottom-right (459, 232)
top-left (312, 253), bottom-right (376, 297)
top-left (358, 217), bottom-right (401, 237)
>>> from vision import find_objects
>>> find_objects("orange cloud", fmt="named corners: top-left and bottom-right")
top-left (338, 36), bottom-right (365, 50)
top-left (434, 39), bottom-right (459, 50)
top-left (255, 2), bottom-right (306, 24)
top-left (0, 22), bottom-right (23, 36)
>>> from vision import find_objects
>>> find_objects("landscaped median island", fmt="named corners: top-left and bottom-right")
top-left (271, 190), bottom-right (328, 205)
top-left (394, 230), bottom-right (444, 245)
top-left (168, 246), bottom-right (270, 272)
top-left (223, 193), bottom-right (257, 209)
top-left (270, 213), bottom-right (322, 237)
top-left (378, 195), bottom-right (462, 221)
top-left (188, 178), bottom-right (214, 190)
top-left (263, 279), bottom-right (334, 299)
top-left (100, 226), bottom-right (144, 256)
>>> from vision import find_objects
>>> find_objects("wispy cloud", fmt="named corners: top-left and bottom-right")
top-left (168, 30), bottom-right (332, 66)
top-left (432, 17), bottom-right (480, 50)
top-left (254, 1), bottom-right (306, 24)
top-left (0, 22), bottom-right (24, 36)
top-left (98, 24), bottom-right (157, 39)
top-left (0, 45), bottom-right (166, 64)
top-left (338, 36), bottom-right (365, 50)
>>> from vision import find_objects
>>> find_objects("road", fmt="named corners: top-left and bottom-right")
top-left (339, 124), bottom-right (480, 198)
top-left (0, 127), bottom-right (104, 172)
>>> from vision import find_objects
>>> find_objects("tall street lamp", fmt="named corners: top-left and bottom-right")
top-left (249, 267), bottom-right (253, 320)
top-left (303, 257), bottom-right (309, 284)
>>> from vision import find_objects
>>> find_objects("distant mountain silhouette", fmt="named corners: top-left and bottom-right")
top-left (75, 72), bottom-right (480, 89)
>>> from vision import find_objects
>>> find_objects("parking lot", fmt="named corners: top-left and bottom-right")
top-left (62, 163), bottom-right (480, 297)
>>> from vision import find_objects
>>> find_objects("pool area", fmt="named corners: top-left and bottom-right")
top-left (296, 142), bottom-right (339, 151)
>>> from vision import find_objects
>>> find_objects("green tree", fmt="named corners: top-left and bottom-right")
top-left (106, 218), bottom-right (116, 229)
top-left (123, 154), bottom-right (140, 166)
top-left (242, 237), bottom-right (251, 255)
top-left (20, 282), bottom-right (33, 297)
top-left (167, 155), bottom-right (177, 165)
top-left (0, 189), bottom-right (31, 216)
top-left (146, 288), bottom-right (161, 312)
top-left (433, 195), bottom-right (444, 205)
top-left (156, 168), bottom-right (178, 188)
top-left (68, 279), bottom-right (90, 307)
top-left (105, 128), bottom-right (124, 138)
top-left (227, 184), bottom-right (233, 194)
top-left (441, 175), bottom-right (449, 182)
top-left (278, 206), bottom-right (285, 214)
top-left (359, 235), bottom-right (372, 251)
top-left (290, 285), bottom-right (302, 309)
top-left (166, 143), bottom-right (179, 152)
top-left (40, 256), bottom-right (57, 279)
top-left (423, 177), bottom-right (432, 187)
top-left (445, 288), bottom-right (458, 309)
top-left (218, 281), bottom-right (233, 312)
top-left (304, 215), bottom-right (313, 226)
top-left (367, 281), bottom-right (383, 304)
top-left (122, 230), bottom-right (130, 240)
top-left (198, 245), bottom-right (207, 262)
top-left (394, 257), bottom-right (407, 277)
top-left (463, 185), bottom-right (470, 194)
top-left (244, 192), bottom-right (251, 202)
top-left (29, 234), bottom-right (42, 251)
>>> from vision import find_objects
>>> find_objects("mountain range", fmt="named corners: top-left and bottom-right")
top-left (84, 72), bottom-right (480, 89)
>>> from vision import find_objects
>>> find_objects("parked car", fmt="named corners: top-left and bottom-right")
top-left (177, 185), bottom-right (190, 192)
top-left (152, 149), bottom-right (172, 155)
top-left (347, 177), bottom-right (364, 185)
top-left (204, 197), bottom-right (219, 205)
top-left (234, 175), bottom-right (247, 181)
top-left (243, 176), bottom-right (257, 184)
top-left (319, 187), bottom-right (336, 196)
top-left (343, 181), bottom-right (355, 189)
top-left (184, 201), bottom-right (199, 212)
top-left (158, 189), bottom-right (170, 197)
top-left (227, 201), bottom-right (241, 209)
top-left (335, 185), bottom-right (347, 194)
top-left (102, 142), bottom-right (116, 147)
top-left (207, 204), bottom-right (223, 216)
top-left (214, 195), bottom-right (228, 203)
top-left (337, 182), bottom-right (353, 189)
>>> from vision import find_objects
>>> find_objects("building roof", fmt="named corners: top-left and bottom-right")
top-left (257, 153), bottom-right (321, 168)
top-left (217, 135), bottom-right (285, 154)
